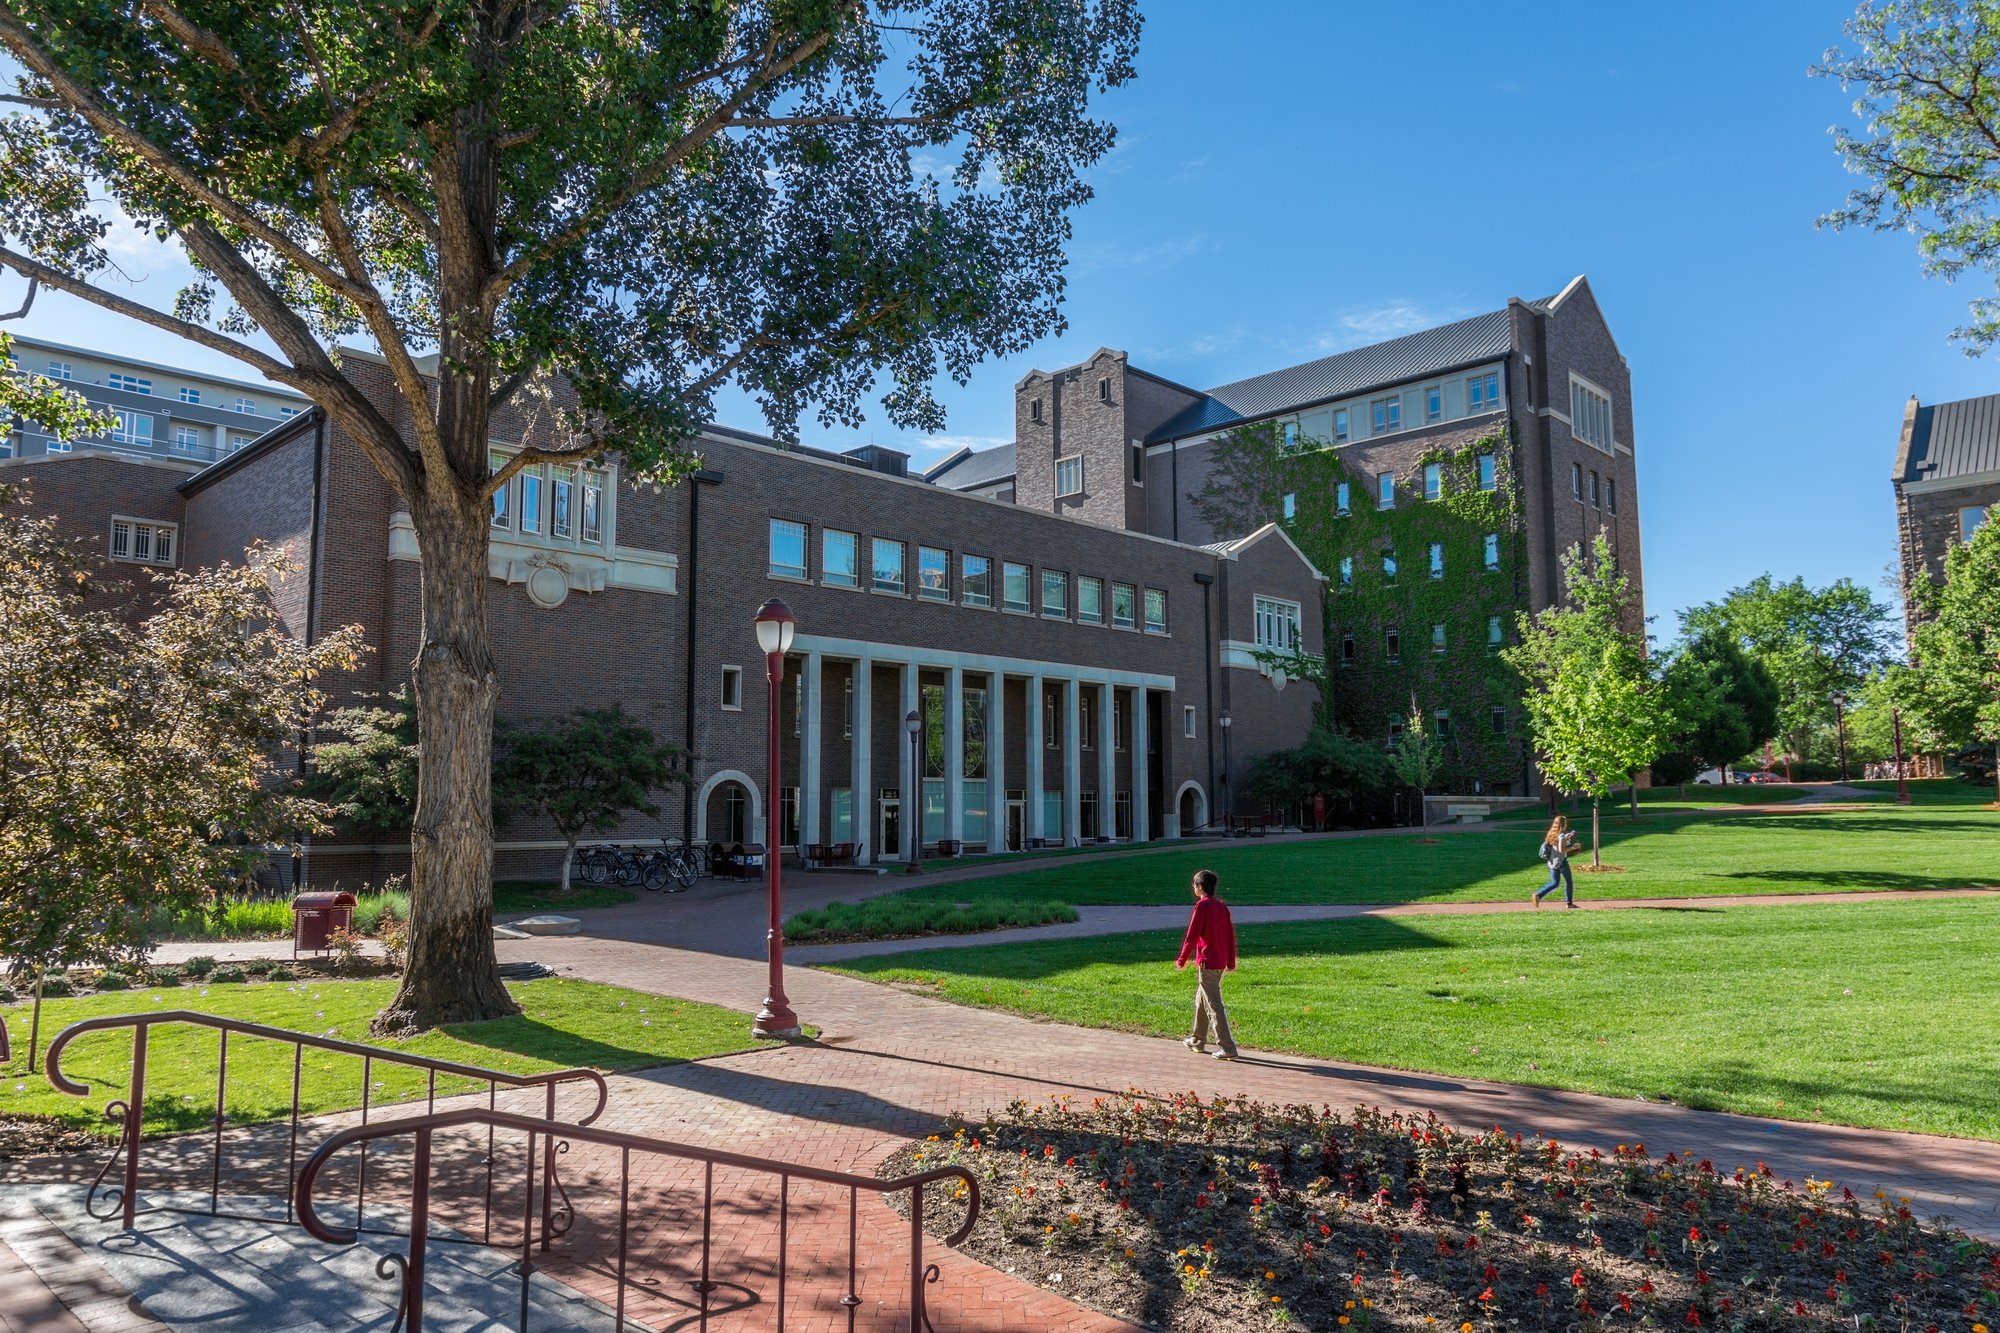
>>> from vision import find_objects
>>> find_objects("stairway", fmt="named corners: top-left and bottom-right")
top-left (0, 1186), bottom-right (638, 1333)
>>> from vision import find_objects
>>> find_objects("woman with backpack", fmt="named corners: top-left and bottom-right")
top-left (1534, 814), bottom-right (1579, 908)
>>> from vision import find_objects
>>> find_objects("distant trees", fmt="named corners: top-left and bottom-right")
top-left (492, 709), bottom-right (688, 895)
top-left (1654, 631), bottom-right (1783, 788)
top-left (1898, 504), bottom-right (2000, 798)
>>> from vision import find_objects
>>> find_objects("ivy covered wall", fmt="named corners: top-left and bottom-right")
top-left (1196, 421), bottom-right (1532, 795)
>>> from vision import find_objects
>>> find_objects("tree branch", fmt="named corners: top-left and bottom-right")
top-left (0, 275), bottom-right (36, 321)
top-left (0, 91), bottom-right (59, 110)
top-left (483, 439), bottom-right (606, 498)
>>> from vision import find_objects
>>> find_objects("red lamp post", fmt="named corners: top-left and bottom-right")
top-left (751, 598), bottom-right (802, 1040)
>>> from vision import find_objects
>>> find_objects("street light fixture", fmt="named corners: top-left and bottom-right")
top-left (1892, 705), bottom-right (1911, 805)
top-left (1830, 689), bottom-right (1850, 785)
top-left (1218, 709), bottom-right (1232, 821)
top-left (751, 598), bottom-right (801, 1040)
top-left (904, 707), bottom-right (924, 875)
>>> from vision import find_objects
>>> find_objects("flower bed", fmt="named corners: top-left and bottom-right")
top-left (781, 896), bottom-right (1078, 944)
top-left (883, 1092), bottom-right (1997, 1331)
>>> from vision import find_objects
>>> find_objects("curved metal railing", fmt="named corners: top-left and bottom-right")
top-left (44, 1010), bottom-right (609, 1238)
top-left (296, 1107), bottom-right (981, 1333)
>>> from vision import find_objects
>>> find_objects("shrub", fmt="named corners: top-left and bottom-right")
top-left (95, 972), bottom-right (129, 991)
top-left (327, 926), bottom-right (365, 974)
top-left (243, 959), bottom-right (276, 978)
top-left (211, 965), bottom-right (247, 985)
top-left (266, 964), bottom-right (298, 982)
top-left (38, 975), bottom-right (73, 998)
top-left (352, 882), bottom-right (409, 934)
top-left (378, 917), bottom-right (409, 971)
top-left (147, 967), bottom-right (182, 988)
top-left (0, 984), bottom-right (17, 1003)
top-left (183, 955), bottom-right (217, 978)
top-left (783, 896), bottom-right (1079, 944)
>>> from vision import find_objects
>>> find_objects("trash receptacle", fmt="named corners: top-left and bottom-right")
top-left (739, 843), bottom-right (766, 877)
top-left (292, 891), bottom-right (357, 957)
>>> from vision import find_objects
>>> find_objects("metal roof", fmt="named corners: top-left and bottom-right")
top-left (1145, 307), bottom-right (1518, 443)
top-left (1903, 393), bottom-right (2000, 483)
top-left (928, 440), bottom-right (1016, 490)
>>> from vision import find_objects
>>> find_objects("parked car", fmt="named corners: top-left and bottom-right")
top-left (1693, 768), bottom-right (1730, 786)
top-left (1738, 770), bottom-right (1783, 785)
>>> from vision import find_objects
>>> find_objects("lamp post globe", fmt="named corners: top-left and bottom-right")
top-left (751, 598), bottom-right (801, 1040)
top-left (905, 708), bottom-right (924, 874)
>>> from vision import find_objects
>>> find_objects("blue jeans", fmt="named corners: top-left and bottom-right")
top-left (1535, 860), bottom-right (1574, 905)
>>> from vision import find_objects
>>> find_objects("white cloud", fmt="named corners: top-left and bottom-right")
top-left (910, 432), bottom-right (1008, 457)
top-left (1075, 231), bottom-right (1207, 275)
top-left (1138, 326), bottom-right (1247, 363)
top-left (93, 200), bottom-right (192, 287)
top-left (1289, 299), bottom-right (1476, 357)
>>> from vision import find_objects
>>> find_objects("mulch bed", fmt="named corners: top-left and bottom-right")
top-left (883, 1092), bottom-right (1998, 1331)
top-left (0, 1115), bottom-right (106, 1160)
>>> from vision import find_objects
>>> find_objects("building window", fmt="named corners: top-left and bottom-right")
top-left (1003, 561), bottom-right (1031, 612)
top-left (1341, 632), bottom-right (1356, 663)
top-left (1382, 550), bottom-right (1398, 584)
top-left (918, 546), bottom-right (950, 601)
top-left (1254, 596), bottom-right (1302, 652)
top-left (1045, 692), bottom-right (1062, 748)
top-left (1571, 462), bottom-right (1583, 500)
top-left (1030, 397), bottom-right (1043, 423)
top-left (1377, 471), bottom-right (1395, 509)
top-left (1428, 541), bottom-right (1444, 578)
top-left (1431, 622), bottom-right (1446, 654)
top-left (1055, 455), bottom-right (1084, 497)
top-left (1424, 462), bottom-right (1442, 500)
top-left (777, 783), bottom-right (799, 841)
top-left (1435, 709), bottom-right (1452, 741)
top-left (1963, 505), bottom-right (1991, 543)
top-left (1333, 408), bottom-right (1350, 442)
top-left (1114, 790), bottom-right (1133, 839)
top-left (1484, 532), bottom-right (1501, 571)
top-left (46, 360), bottom-right (71, 380)
top-left (1098, 376), bottom-right (1111, 402)
top-left (109, 409), bottom-right (153, 447)
top-left (823, 529), bottom-right (859, 587)
top-left (1478, 453), bottom-right (1496, 491)
top-left (1114, 695), bottom-right (1130, 752)
top-left (541, 465), bottom-right (570, 539)
top-left (769, 518), bottom-right (808, 580)
top-left (1606, 478), bottom-right (1617, 515)
top-left (108, 517), bottom-right (176, 566)
top-left (1080, 791), bottom-right (1099, 837)
top-left (1338, 556), bottom-right (1353, 589)
top-left (173, 425), bottom-right (202, 453)
top-left (1387, 717), bottom-right (1404, 748)
top-left (1042, 569), bottom-right (1069, 619)
top-left (1184, 705), bottom-right (1197, 738)
top-left (872, 538), bottom-right (905, 594)
top-left (1111, 582), bottom-right (1137, 629)
top-left (1371, 396), bottom-right (1401, 434)
top-left (1078, 575), bottom-right (1104, 624)
top-left (1467, 371), bottom-right (1500, 413)
top-left (1336, 481), bottom-right (1351, 515)
top-left (109, 373), bottom-right (151, 395)
top-left (793, 673), bottom-right (803, 736)
top-left (962, 553), bottom-right (992, 607)
top-left (489, 453), bottom-right (512, 527)
top-left (1282, 492), bottom-right (1296, 524)
top-left (178, 386), bottom-right (200, 404)
top-left (1570, 376), bottom-right (1613, 450)
top-left (720, 665), bottom-right (743, 711)
top-left (844, 677), bottom-right (854, 738)
top-left (228, 432), bottom-right (255, 451)
top-left (234, 397), bottom-right (256, 415)
top-left (1282, 419), bottom-right (1301, 451)
top-left (1080, 691), bottom-right (1096, 749)
top-left (1491, 705), bottom-right (1507, 736)
top-left (581, 469), bottom-right (604, 543)
top-left (1131, 442), bottom-right (1145, 484)
top-left (1425, 385), bottom-right (1442, 423)
top-left (1590, 470), bottom-right (1601, 507)
top-left (519, 465), bottom-right (544, 534)
top-left (1143, 588), bottom-right (1167, 634)
top-left (279, 406), bottom-right (300, 418)
top-left (1385, 627), bottom-right (1401, 663)
top-left (1489, 615), bottom-right (1504, 651)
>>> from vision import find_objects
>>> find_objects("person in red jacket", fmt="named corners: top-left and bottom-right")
top-left (1175, 868), bottom-right (1238, 1060)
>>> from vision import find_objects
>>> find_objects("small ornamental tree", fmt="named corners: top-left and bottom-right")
top-left (1657, 631), bottom-right (1779, 790)
top-left (309, 687), bottom-right (419, 832)
top-left (492, 708), bottom-right (689, 895)
top-left (1903, 502), bottom-right (2000, 801)
top-left (0, 494), bottom-right (361, 1067)
top-left (1388, 703), bottom-right (1444, 827)
top-left (1243, 728), bottom-right (1388, 824)
top-left (1503, 534), bottom-right (1667, 868)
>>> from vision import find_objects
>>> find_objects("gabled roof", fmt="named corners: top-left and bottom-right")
top-left (1204, 522), bottom-right (1329, 582)
top-left (1145, 307), bottom-right (1519, 443)
top-left (1899, 392), bottom-right (2000, 484)
top-left (927, 440), bottom-right (1016, 490)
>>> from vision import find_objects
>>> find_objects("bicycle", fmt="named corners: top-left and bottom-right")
top-left (642, 839), bottom-right (702, 892)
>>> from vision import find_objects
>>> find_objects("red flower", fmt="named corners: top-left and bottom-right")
top-left (1618, 1293), bottom-right (1633, 1314)
top-left (1793, 1300), bottom-right (1808, 1316)
top-left (1685, 1310), bottom-right (1702, 1326)
top-left (1689, 1226), bottom-right (1702, 1241)
top-left (1478, 1287), bottom-right (1495, 1304)
top-left (1571, 1269), bottom-right (1587, 1288)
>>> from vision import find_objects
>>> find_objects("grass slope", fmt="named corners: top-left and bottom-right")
top-left (1, 977), bottom-right (760, 1136)
top-left (832, 897), bottom-right (2000, 1140)
top-left (892, 783), bottom-right (1995, 908)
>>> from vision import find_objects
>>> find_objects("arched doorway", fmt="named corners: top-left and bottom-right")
top-left (1176, 781), bottom-right (1207, 835)
top-left (694, 770), bottom-right (762, 845)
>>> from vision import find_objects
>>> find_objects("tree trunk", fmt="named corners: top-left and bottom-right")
top-left (1415, 786), bottom-right (1426, 827)
top-left (27, 966), bottom-right (45, 1074)
top-left (559, 833), bottom-right (578, 896)
top-left (1590, 798), bottom-right (1602, 870)
top-left (374, 498), bottom-right (517, 1033)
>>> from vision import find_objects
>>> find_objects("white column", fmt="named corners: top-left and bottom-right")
top-left (800, 650), bottom-right (822, 850)
top-left (851, 656), bottom-right (872, 859)
top-left (1132, 686), bottom-right (1150, 842)
top-left (945, 663), bottom-right (964, 846)
top-left (899, 660), bottom-right (920, 860)
top-left (1098, 682), bottom-right (1116, 840)
top-left (986, 670), bottom-right (1006, 850)
top-left (1063, 677), bottom-right (1082, 846)
top-left (1025, 673), bottom-right (1045, 844)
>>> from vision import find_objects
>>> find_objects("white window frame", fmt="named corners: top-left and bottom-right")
top-left (1041, 568), bottom-right (1069, 619)
top-left (1478, 453), bottom-right (1496, 491)
top-left (769, 517), bottom-right (809, 580)
top-left (1425, 384), bottom-right (1442, 423)
top-left (1111, 581), bottom-right (1137, 630)
top-left (1484, 532), bottom-right (1501, 571)
top-left (108, 515), bottom-right (178, 567)
top-left (109, 373), bottom-right (151, 395)
top-left (1336, 480), bottom-right (1351, 515)
top-left (872, 537), bottom-right (906, 595)
top-left (1078, 575), bottom-right (1104, 625)
top-left (1428, 541), bottom-right (1444, 579)
top-left (719, 665), bottom-right (744, 711)
top-left (1423, 462), bottom-right (1442, 501)
top-left (1253, 595), bottom-right (1302, 652)
top-left (962, 553), bottom-right (992, 608)
top-left (110, 409), bottom-right (154, 448)
top-left (918, 545), bottom-right (951, 601)
top-left (228, 432), bottom-right (256, 452)
top-left (823, 528), bottom-right (860, 588)
top-left (1467, 370), bottom-right (1500, 414)
top-left (1371, 396), bottom-right (1401, 434)
top-left (1282, 492), bottom-right (1296, 523)
top-left (1143, 587), bottom-right (1167, 635)
top-left (1569, 373), bottom-right (1614, 452)
top-left (234, 396), bottom-right (256, 415)
top-left (1338, 556), bottom-right (1353, 589)
top-left (1055, 454), bottom-right (1084, 497)
top-left (1003, 561), bottom-right (1031, 613)
top-left (46, 360), bottom-right (71, 380)
top-left (1332, 408), bottom-right (1350, 442)
top-left (173, 425), bottom-right (202, 453)
top-left (490, 446), bottom-right (613, 547)
top-left (1488, 615), bottom-right (1504, 651)
top-left (1183, 705), bottom-right (1197, 739)
top-left (1431, 622), bottom-right (1446, 654)
top-left (1377, 471), bottom-right (1395, 509)
top-left (178, 386), bottom-right (201, 404)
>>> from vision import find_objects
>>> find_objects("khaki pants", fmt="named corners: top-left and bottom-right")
top-left (1190, 967), bottom-right (1236, 1054)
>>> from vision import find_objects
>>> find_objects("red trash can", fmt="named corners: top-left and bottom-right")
top-left (292, 891), bottom-right (357, 957)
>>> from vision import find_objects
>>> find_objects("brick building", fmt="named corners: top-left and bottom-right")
top-left (1892, 391), bottom-right (2000, 642)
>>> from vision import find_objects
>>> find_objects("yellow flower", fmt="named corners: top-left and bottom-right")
top-left (1463, 1324), bottom-right (1475, 1333)
top-left (1976, 1324), bottom-right (1990, 1333)
top-left (1265, 1271), bottom-right (1276, 1280)
top-left (1183, 1263), bottom-right (1196, 1274)
top-left (1338, 1317), bottom-right (1349, 1325)
top-left (1346, 1302), bottom-right (1356, 1310)
top-left (1272, 1296), bottom-right (1282, 1304)
top-left (1364, 1299), bottom-right (1374, 1308)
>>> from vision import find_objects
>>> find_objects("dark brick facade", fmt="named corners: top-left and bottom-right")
top-left (1892, 391), bottom-right (2000, 645)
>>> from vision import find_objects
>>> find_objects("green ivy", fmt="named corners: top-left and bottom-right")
top-left (1195, 422), bottom-right (1530, 794)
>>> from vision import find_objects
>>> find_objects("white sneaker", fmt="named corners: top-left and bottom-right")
top-left (1183, 1036), bottom-right (1206, 1052)
top-left (1211, 1050), bottom-right (1237, 1061)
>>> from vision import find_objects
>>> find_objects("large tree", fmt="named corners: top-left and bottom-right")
top-left (1817, 0), bottom-right (2000, 353)
top-left (1657, 629), bottom-right (1782, 782)
top-left (1679, 574), bottom-right (1896, 776)
top-left (1502, 534), bottom-right (1667, 868)
top-left (1902, 503), bottom-right (2000, 798)
top-left (0, 1), bottom-right (1140, 1029)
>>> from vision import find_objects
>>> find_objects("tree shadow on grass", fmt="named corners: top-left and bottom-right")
top-left (1718, 869), bottom-right (1998, 891)
top-left (1661, 1060), bottom-right (2000, 1142)
top-left (436, 1015), bottom-right (741, 1076)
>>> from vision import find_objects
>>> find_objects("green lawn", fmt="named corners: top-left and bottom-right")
top-left (831, 897), bottom-right (2000, 1140)
top-left (492, 881), bottom-right (635, 913)
top-left (0, 977), bottom-right (764, 1136)
top-left (893, 782), bottom-right (1994, 908)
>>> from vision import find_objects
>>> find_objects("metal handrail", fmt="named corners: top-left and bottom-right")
top-left (44, 1010), bottom-right (609, 1234)
top-left (296, 1107), bottom-right (981, 1333)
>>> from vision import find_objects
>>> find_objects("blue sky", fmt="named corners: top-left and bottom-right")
top-left (7, 1), bottom-right (1991, 626)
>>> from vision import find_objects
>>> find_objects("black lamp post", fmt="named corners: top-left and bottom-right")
top-left (1218, 709), bottom-right (1232, 821)
top-left (1831, 689), bottom-right (1850, 784)
top-left (750, 598), bottom-right (801, 1040)
top-left (1892, 705), bottom-right (1911, 804)
top-left (904, 707), bottom-right (924, 874)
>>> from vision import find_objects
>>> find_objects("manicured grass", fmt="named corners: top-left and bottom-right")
top-left (891, 783), bottom-right (1996, 908)
top-left (783, 897), bottom-right (1078, 944)
top-left (492, 881), bottom-right (634, 913)
top-left (0, 978), bottom-right (765, 1137)
top-left (832, 896), bottom-right (2000, 1139)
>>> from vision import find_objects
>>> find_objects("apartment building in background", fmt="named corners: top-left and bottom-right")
top-left (1892, 391), bottom-right (2000, 642)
